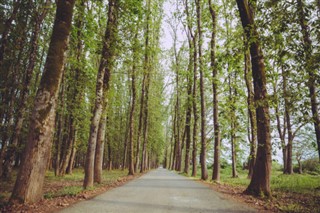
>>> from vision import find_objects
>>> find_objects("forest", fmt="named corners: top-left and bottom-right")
top-left (0, 0), bottom-right (319, 212)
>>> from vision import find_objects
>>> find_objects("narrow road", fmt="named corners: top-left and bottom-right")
top-left (60, 168), bottom-right (256, 213)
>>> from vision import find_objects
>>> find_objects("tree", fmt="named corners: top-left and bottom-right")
top-left (128, 30), bottom-right (139, 175)
top-left (10, 0), bottom-right (75, 203)
top-left (83, 0), bottom-right (119, 189)
top-left (195, 0), bottom-right (208, 181)
top-left (296, 0), bottom-right (320, 161)
top-left (244, 39), bottom-right (257, 179)
top-left (236, 0), bottom-right (272, 197)
top-left (1, 0), bottom-right (51, 180)
top-left (208, 0), bottom-right (221, 182)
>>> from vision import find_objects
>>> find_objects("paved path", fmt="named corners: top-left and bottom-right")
top-left (60, 168), bottom-right (256, 213)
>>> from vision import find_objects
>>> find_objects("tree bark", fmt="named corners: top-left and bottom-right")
top-left (84, 0), bottom-right (118, 189)
top-left (236, 0), bottom-right (272, 197)
top-left (140, 0), bottom-right (151, 173)
top-left (244, 44), bottom-right (257, 179)
top-left (128, 32), bottom-right (138, 175)
top-left (94, 104), bottom-right (107, 183)
top-left (229, 75), bottom-right (238, 178)
top-left (141, 71), bottom-right (150, 173)
top-left (174, 47), bottom-right (181, 172)
top-left (208, 0), bottom-right (221, 182)
top-left (183, 65), bottom-right (192, 175)
top-left (282, 67), bottom-right (293, 174)
top-left (10, 0), bottom-right (75, 203)
top-left (195, 0), bottom-right (208, 180)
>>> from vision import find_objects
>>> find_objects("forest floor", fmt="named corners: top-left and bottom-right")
top-left (0, 169), bottom-right (141, 213)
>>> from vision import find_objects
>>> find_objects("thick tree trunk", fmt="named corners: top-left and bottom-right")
top-left (297, 0), bottom-right (320, 161)
top-left (244, 46), bottom-right (257, 179)
top-left (236, 0), bottom-right (272, 197)
top-left (195, 0), bottom-right (208, 180)
top-left (94, 106), bottom-right (107, 183)
top-left (10, 0), bottom-right (75, 203)
top-left (84, 0), bottom-right (118, 189)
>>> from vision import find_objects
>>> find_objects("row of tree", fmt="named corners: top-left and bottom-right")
top-left (163, 0), bottom-right (319, 198)
top-left (0, 0), bottom-right (318, 204)
top-left (1, 0), bottom-right (167, 204)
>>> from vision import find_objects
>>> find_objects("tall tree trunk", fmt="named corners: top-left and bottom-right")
top-left (141, 71), bottom-right (150, 173)
top-left (174, 63), bottom-right (181, 172)
top-left (183, 73), bottom-right (192, 174)
top-left (66, 144), bottom-right (76, 174)
top-left (282, 67), bottom-right (293, 174)
top-left (140, 0), bottom-right (151, 173)
top-left (84, 0), bottom-right (118, 189)
top-left (135, 71), bottom-right (145, 172)
top-left (107, 129), bottom-right (113, 171)
top-left (10, 0), bottom-right (75, 203)
top-left (244, 44), bottom-right (257, 179)
top-left (297, 0), bottom-right (320, 161)
top-left (273, 79), bottom-right (287, 173)
top-left (229, 75), bottom-right (238, 178)
top-left (66, 0), bottom-right (86, 175)
top-left (191, 34), bottom-right (198, 177)
top-left (128, 32), bottom-right (137, 175)
top-left (122, 113), bottom-right (129, 170)
top-left (94, 104), bottom-right (107, 183)
top-left (236, 0), bottom-right (272, 197)
top-left (171, 104), bottom-right (177, 170)
top-left (183, 0), bottom-right (198, 178)
top-left (209, 0), bottom-right (221, 182)
top-left (195, 0), bottom-right (208, 180)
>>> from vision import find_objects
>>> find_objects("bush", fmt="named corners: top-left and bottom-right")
top-left (302, 158), bottom-right (320, 174)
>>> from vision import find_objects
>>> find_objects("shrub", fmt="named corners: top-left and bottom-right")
top-left (302, 158), bottom-right (320, 174)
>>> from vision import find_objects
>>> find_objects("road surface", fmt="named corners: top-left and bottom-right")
top-left (60, 168), bottom-right (256, 213)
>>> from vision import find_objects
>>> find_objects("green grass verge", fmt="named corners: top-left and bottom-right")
top-left (189, 164), bottom-right (320, 195)
top-left (0, 168), bottom-right (129, 203)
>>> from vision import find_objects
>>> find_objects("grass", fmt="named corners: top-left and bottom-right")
top-left (185, 164), bottom-right (320, 212)
top-left (190, 164), bottom-right (320, 195)
top-left (0, 168), bottom-right (129, 205)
